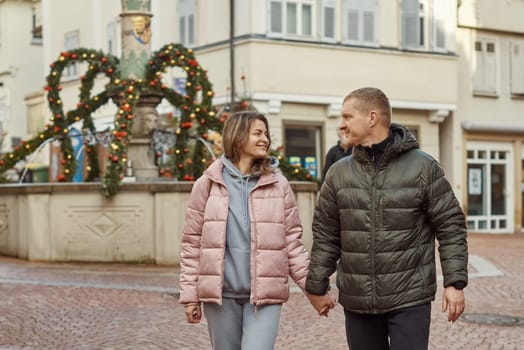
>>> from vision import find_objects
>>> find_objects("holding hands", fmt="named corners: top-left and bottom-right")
top-left (306, 292), bottom-right (336, 317)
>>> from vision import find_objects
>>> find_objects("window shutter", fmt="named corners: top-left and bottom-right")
top-left (362, 0), bottom-right (377, 44)
top-left (510, 40), bottom-right (524, 94)
top-left (473, 41), bottom-right (484, 91)
top-left (473, 40), bottom-right (498, 94)
top-left (402, 0), bottom-right (419, 48)
top-left (286, 3), bottom-right (297, 34)
top-left (362, 10), bottom-right (375, 43)
top-left (322, 0), bottom-right (336, 40)
top-left (485, 42), bottom-right (497, 92)
top-left (302, 3), bottom-right (312, 36)
top-left (178, 0), bottom-right (195, 46)
top-left (64, 32), bottom-right (79, 77)
top-left (187, 0), bottom-right (196, 46)
top-left (107, 22), bottom-right (116, 55)
top-left (270, 1), bottom-right (283, 34)
top-left (433, 0), bottom-right (447, 51)
top-left (347, 9), bottom-right (359, 41)
top-left (179, 17), bottom-right (186, 45)
top-left (345, 0), bottom-right (376, 44)
top-left (188, 14), bottom-right (195, 45)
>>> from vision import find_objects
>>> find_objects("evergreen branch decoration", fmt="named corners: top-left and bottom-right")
top-left (145, 44), bottom-right (219, 181)
top-left (0, 43), bottom-right (314, 196)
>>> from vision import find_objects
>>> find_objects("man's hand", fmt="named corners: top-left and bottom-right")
top-left (306, 292), bottom-right (336, 317)
top-left (184, 303), bottom-right (202, 323)
top-left (442, 286), bottom-right (465, 322)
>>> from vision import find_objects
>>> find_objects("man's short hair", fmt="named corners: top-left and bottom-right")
top-left (343, 87), bottom-right (392, 125)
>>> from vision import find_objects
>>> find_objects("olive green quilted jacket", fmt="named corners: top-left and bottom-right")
top-left (306, 123), bottom-right (468, 314)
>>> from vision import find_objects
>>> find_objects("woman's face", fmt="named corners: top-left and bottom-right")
top-left (239, 119), bottom-right (269, 162)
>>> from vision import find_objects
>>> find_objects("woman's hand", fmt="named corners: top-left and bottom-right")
top-left (184, 303), bottom-right (202, 323)
top-left (305, 292), bottom-right (336, 317)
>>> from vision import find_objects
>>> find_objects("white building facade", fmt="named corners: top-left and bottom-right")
top-left (0, 0), bottom-right (43, 152)
top-left (443, 0), bottom-right (524, 233)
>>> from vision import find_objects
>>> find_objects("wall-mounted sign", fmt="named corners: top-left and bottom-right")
top-left (468, 168), bottom-right (482, 195)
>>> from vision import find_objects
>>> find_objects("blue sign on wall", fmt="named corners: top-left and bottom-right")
top-left (69, 127), bottom-right (84, 182)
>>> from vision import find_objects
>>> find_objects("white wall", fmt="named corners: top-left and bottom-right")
top-left (0, 0), bottom-right (43, 150)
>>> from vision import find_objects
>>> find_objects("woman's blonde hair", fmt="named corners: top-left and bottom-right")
top-left (222, 111), bottom-right (273, 175)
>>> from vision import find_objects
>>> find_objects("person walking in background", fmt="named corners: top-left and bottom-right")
top-left (179, 111), bottom-right (335, 350)
top-left (306, 87), bottom-right (468, 350)
top-left (322, 125), bottom-right (352, 180)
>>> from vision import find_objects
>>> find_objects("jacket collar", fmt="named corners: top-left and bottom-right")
top-left (353, 123), bottom-right (418, 164)
top-left (203, 159), bottom-right (279, 188)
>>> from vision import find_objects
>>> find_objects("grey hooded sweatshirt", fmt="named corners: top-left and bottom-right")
top-left (220, 155), bottom-right (279, 299)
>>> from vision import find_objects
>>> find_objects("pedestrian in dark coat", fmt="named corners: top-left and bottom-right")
top-left (306, 87), bottom-right (468, 350)
top-left (322, 126), bottom-right (352, 181)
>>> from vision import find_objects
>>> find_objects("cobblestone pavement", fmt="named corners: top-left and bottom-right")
top-left (0, 233), bottom-right (523, 349)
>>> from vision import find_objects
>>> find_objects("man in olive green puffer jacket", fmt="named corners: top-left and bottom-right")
top-left (306, 87), bottom-right (468, 350)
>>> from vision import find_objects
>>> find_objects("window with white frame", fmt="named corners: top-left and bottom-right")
top-left (64, 31), bottom-right (79, 79)
top-left (31, 6), bottom-right (42, 44)
top-left (432, 0), bottom-right (447, 51)
top-left (268, 0), bottom-right (314, 38)
top-left (178, 0), bottom-right (196, 47)
top-left (510, 40), bottom-right (524, 95)
top-left (402, 0), bottom-right (427, 49)
top-left (473, 38), bottom-right (498, 95)
top-left (343, 0), bottom-right (377, 46)
top-left (321, 0), bottom-right (336, 41)
top-left (401, 0), bottom-right (451, 52)
top-left (107, 21), bottom-right (119, 56)
top-left (284, 124), bottom-right (322, 178)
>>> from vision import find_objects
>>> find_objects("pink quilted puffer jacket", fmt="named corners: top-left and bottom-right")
top-left (179, 159), bottom-right (310, 306)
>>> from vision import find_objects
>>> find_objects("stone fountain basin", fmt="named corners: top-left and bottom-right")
top-left (0, 181), bottom-right (316, 264)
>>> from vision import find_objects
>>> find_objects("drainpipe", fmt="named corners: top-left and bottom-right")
top-left (229, 0), bottom-right (235, 104)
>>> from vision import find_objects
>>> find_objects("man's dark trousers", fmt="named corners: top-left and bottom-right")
top-left (344, 303), bottom-right (431, 350)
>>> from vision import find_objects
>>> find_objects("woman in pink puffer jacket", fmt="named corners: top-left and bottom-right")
top-left (179, 112), bottom-right (334, 350)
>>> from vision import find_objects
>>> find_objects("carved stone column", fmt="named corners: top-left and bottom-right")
top-left (118, 0), bottom-right (161, 179)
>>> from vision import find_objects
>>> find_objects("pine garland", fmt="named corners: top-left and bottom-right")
top-left (0, 43), bottom-right (315, 196)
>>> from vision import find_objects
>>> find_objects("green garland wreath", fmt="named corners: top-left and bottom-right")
top-left (0, 44), bottom-right (315, 196)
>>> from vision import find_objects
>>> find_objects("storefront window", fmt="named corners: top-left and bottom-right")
top-left (284, 125), bottom-right (321, 178)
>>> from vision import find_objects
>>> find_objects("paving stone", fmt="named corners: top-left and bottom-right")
top-left (0, 233), bottom-right (523, 349)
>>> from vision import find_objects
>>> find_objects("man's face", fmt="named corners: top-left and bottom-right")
top-left (340, 98), bottom-right (372, 147)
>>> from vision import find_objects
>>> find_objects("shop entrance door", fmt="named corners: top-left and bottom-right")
top-left (466, 142), bottom-right (514, 233)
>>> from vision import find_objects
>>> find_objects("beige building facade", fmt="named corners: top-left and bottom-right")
top-left (0, 0), bottom-right (43, 152)
top-left (4, 0), bottom-right (522, 233)
top-left (442, 0), bottom-right (524, 233)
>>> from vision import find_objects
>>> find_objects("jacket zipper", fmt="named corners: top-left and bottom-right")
top-left (370, 172), bottom-right (377, 312)
top-left (370, 146), bottom-right (388, 312)
top-left (248, 177), bottom-right (278, 310)
top-left (249, 183), bottom-right (258, 308)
